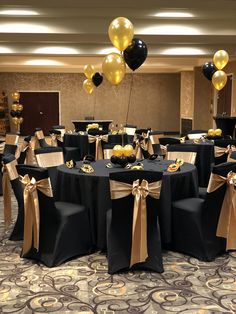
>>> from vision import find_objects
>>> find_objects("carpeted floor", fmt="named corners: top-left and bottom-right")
top-left (0, 196), bottom-right (236, 313)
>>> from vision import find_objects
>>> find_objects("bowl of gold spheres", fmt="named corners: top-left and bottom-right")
top-left (110, 144), bottom-right (136, 167)
top-left (206, 128), bottom-right (223, 140)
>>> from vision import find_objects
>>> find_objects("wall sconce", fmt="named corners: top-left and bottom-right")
top-left (10, 92), bottom-right (23, 134)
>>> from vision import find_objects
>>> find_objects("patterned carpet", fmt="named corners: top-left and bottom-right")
top-left (1, 197), bottom-right (236, 313)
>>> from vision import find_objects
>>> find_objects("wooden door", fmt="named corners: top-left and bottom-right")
top-left (19, 92), bottom-right (59, 136)
top-left (217, 74), bottom-right (232, 115)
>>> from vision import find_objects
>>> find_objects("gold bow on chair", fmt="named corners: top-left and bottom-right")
top-left (207, 171), bottom-right (236, 250)
top-left (2, 160), bottom-right (18, 226)
top-left (20, 174), bottom-right (53, 256)
top-left (88, 135), bottom-right (108, 160)
top-left (110, 178), bottom-right (162, 267)
top-left (133, 135), bottom-right (154, 159)
top-left (214, 145), bottom-right (236, 158)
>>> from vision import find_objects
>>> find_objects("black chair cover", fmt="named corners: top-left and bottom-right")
top-left (16, 164), bottom-right (92, 267)
top-left (159, 137), bottom-right (180, 146)
top-left (171, 162), bottom-right (236, 261)
top-left (107, 170), bottom-right (163, 274)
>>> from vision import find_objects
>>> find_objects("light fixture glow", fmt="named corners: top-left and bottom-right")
top-left (139, 25), bottom-right (200, 35)
top-left (34, 47), bottom-right (78, 54)
top-left (154, 11), bottom-right (194, 18)
top-left (0, 46), bottom-right (12, 53)
top-left (24, 59), bottom-right (65, 66)
top-left (0, 9), bottom-right (38, 16)
top-left (0, 23), bottom-right (49, 33)
top-left (99, 47), bottom-right (120, 55)
top-left (162, 47), bottom-right (205, 55)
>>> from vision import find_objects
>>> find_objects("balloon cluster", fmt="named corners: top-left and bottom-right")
top-left (202, 50), bottom-right (229, 90)
top-left (102, 17), bottom-right (148, 85)
top-left (110, 144), bottom-right (136, 167)
top-left (207, 128), bottom-right (222, 137)
top-left (10, 92), bottom-right (23, 127)
top-left (83, 64), bottom-right (103, 94)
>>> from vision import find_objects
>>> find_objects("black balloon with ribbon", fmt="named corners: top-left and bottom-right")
top-left (10, 110), bottom-right (17, 117)
top-left (92, 72), bottom-right (103, 87)
top-left (124, 38), bottom-right (148, 71)
top-left (202, 62), bottom-right (217, 81)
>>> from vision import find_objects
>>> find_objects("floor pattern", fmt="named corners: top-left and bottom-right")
top-left (0, 196), bottom-right (236, 313)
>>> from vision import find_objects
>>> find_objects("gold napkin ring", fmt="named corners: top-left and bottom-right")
top-left (80, 164), bottom-right (94, 173)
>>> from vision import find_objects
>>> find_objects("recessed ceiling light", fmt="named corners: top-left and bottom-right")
top-left (139, 25), bottom-right (200, 35)
top-left (34, 47), bottom-right (79, 54)
top-left (0, 46), bottom-right (12, 53)
top-left (24, 59), bottom-right (65, 66)
top-left (0, 23), bottom-right (49, 33)
top-left (0, 9), bottom-right (38, 16)
top-left (99, 47), bottom-right (120, 55)
top-left (154, 11), bottom-right (194, 18)
top-left (162, 47), bottom-right (205, 55)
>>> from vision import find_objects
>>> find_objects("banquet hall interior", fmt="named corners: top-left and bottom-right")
top-left (1, 0), bottom-right (236, 313)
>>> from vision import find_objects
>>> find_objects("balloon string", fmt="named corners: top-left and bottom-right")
top-left (125, 73), bottom-right (134, 124)
top-left (93, 90), bottom-right (96, 119)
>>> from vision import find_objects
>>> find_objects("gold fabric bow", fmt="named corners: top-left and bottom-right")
top-left (2, 160), bottom-right (18, 226)
top-left (160, 144), bottom-right (168, 156)
top-left (214, 145), bottom-right (236, 158)
top-left (207, 171), bottom-right (236, 250)
top-left (133, 134), bottom-right (154, 159)
top-left (110, 179), bottom-right (162, 267)
top-left (20, 174), bottom-right (53, 256)
top-left (88, 135), bottom-right (108, 160)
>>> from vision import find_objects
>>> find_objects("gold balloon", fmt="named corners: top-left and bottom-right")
top-left (84, 64), bottom-right (95, 79)
top-left (83, 79), bottom-right (94, 94)
top-left (208, 129), bottom-right (215, 136)
top-left (215, 128), bottom-right (222, 136)
top-left (17, 104), bottom-right (23, 111)
top-left (11, 104), bottom-right (18, 111)
top-left (12, 117), bottom-right (18, 125)
top-left (123, 144), bottom-right (133, 157)
top-left (0, 106), bottom-right (4, 112)
top-left (108, 17), bottom-right (134, 51)
top-left (212, 70), bottom-right (227, 91)
top-left (12, 92), bottom-right (20, 101)
top-left (112, 145), bottom-right (124, 157)
top-left (18, 117), bottom-right (23, 124)
top-left (213, 50), bottom-right (229, 70)
top-left (102, 53), bottom-right (126, 85)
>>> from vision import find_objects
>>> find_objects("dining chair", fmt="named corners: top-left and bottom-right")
top-left (214, 139), bottom-right (236, 165)
top-left (16, 164), bottom-right (92, 267)
top-left (171, 162), bottom-right (236, 261)
top-left (34, 147), bottom-right (64, 192)
top-left (107, 170), bottom-right (163, 274)
top-left (123, 124), bottom-right (137, 136)
top-left (2, 153), bottom-right (24, 240)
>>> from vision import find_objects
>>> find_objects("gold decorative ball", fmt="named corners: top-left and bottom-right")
top-left (208, 129), bottom-right (215, 136)
top-left (123, 144), bottom-right (133, 157)
top-left (11, 104), bottom-right (18, 111)
top-left (12, 92), bottom-right (20, 101)
top-left (18, 117), bottom-right (24, 124)
top-left (215, 128), bottom-right (222, 136)
top-left (12, 117), bottom-right (18, 125)
top-left (17, 104), bottom-right (23, 111)
top-left (112, 145), bottom-right (124, 157)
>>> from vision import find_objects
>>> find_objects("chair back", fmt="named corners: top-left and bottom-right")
top-left (228, 151), bottom-right (236, 162)
top-left (159, 137), bottom-right (180, 146)
top-left (5, 134), bottom-right (19, 145)
top-left (35, 147), bottom-right (64, 167)
top-left (52, 125), bottom-right (66, 138)
top-left (123, 125), bottom-right (137, 136)
top-left (167, 151), bottom-right (197, 164)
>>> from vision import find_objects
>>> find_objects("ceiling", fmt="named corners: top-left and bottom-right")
top-left (0, 0), bottom-right (236, 73)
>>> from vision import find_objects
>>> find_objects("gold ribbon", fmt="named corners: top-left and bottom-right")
top-left (0, 142), bottom-right (5, 154)
top-left (110, 179), bottom-right (162, 267)
top-left (149, 134), bottom-right (162, 145)
top-left (133, 135), bottom-right (154, 159)
top-left (88, 135), bottom-right (108, 160)
top-left (214, 145), bottom-right (236, 158)
top-left (103, 148), bottom-right (113, 159)
top-left (160, 144), bottom-right (168, 156)
top-left (49, 133), bottom-right (59, 147)
top-left (36, 151), bottom-right (64, 167)
top-left (5, 134), bottom-right (19, 145)
top-left (2, 160), bottom-right (18, 226)
top-left (207, 171), bottom-right (236, 250)
top-left (166, 151), bottom-right (197, 165)
top-left (20, 175), bottom-right (53, 255)
top-left (35, 130), bottom-right (44, 140)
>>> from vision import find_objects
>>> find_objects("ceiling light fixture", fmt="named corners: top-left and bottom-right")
top-left (34, 47), bottom-right (78, 54)
top-left (0, 23), bottom-right (49, 33)
top-left (0, 47), bottom-right (12, 53)
top-left (24, 59), bottom-right (65, 66)
top-left (139, 25), bottom-right (200, 35)
top-left (162, 47), bottom-right (205, 55)
top-left (154, 11), bottom-right (194, 18)
top-left (99, 47), bottom-right (120, 55)
top-left (0, 9), bottom-right (38, 16)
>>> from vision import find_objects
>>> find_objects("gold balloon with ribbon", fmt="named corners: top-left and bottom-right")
top-left (213, 50), bottom-right (229, 70)
top-left (84, 64), bottom-right (95, 79)
top-left (212, 70), bottom-right (227, 90)
top-left (108, 17), bottom-right (134, 51)
top-left (102, 53), bottom-right (126, 85)
top-left (83, 79), bottom-right (94, 94)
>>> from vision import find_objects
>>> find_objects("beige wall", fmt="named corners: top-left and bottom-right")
top-left (224, 60), bottom-right (236, 116)
top-left (180, 71), bottom-right (194, 120)
top-left (0, 72), bottom-right (181, 133)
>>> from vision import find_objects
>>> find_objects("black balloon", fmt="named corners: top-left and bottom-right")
top-left (92, 72), bottom-right (103, 87)
top-left (16, 110), bottom-right (22, 117)
top-left (124, 38), bottom-right (148, 71)
top-left (202, 62), bottom-right (217, 81)
top-left (10, 110), bottom-right (17, 117)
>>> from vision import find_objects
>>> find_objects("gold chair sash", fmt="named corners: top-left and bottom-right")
top-left (36, 151), bottom-right (64, 167)
top-left (207, 171), bottom-right (236, 250)
top-left (20, 174), bottom-right (53, 255)
top-left (35, 130), bottom-right (44, 140)
top-left (2, 160), bottom-right (18, 226)
top-left (133, 135), bottom-right (154, 159)
top-left (49, 133), bottom-right (59, 147)
top-left (5, 134), bottom-right (19, 145)
top-left (0, 142), bottom-right (5, 154)
top-left (149, 134), bottom-right (161, 145)
top-left (160, 144), bottom-right (168, 156)
top-left (110, 178), bottom-right (162, 267)
top-left (166, 151), bottom-right (197, 165)
top-left (103, 148), bottom-right (113, 159)
top-left (88, 135), bottom-right (108, 160)
top-left (214, 145), bottom-right (236, 158)
top-left (25, 141), bottom-right (38, 166)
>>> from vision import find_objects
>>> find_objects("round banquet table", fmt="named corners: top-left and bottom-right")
top-left (56, 159), bottom-right (199, 250)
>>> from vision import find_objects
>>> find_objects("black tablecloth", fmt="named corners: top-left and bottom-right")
top-left (167, 141), bottom-right (214, 187)
top-left (56, 159), bottom-right (198, 250)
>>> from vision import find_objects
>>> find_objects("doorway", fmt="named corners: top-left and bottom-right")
top-left (217, 74), bottom-right (233, 116)
top-left (19, 91), bottom-right (60, 136)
